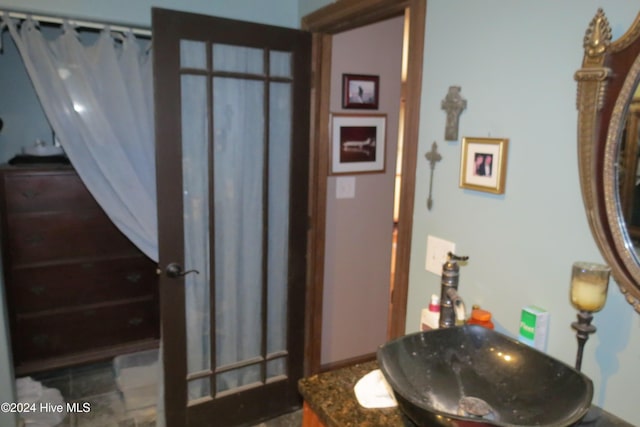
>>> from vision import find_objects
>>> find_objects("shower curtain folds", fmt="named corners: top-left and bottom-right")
top-left (1, 13), bottom-right (158, 261)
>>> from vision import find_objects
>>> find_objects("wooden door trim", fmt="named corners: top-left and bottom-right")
top-left (302, 0), bottom-right (425, 375)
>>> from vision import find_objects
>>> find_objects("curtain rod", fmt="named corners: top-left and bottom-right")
top-left (2, 8), bottom-right (152, 37)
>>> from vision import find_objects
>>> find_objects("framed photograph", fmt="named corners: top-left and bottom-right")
top-left (459, 137), bottom-right (509, 194)
top-left (330, 114), bottom-right (386, 175)
top-left (342, 74), bottom-right (379, 109)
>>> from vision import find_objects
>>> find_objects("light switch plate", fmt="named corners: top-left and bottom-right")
top-left (336, 176), bottom-right (355, 199)
top-left (425, 235), bottom-right (456, 275)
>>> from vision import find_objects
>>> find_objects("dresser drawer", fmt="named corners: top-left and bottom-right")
top-left (9, 257), bottom-right (157, 314)
top-left (3, 171), bottom-right (99, 214)
top-left (12, 300), bottom-right (159, 364)
top-left (8, 210), bottom-right (141, 265)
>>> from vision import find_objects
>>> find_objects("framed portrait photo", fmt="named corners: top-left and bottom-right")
top-left (342, 74), bottom-right (379, 109)
top-left (330, 114), bottom-right (386, 175)
top-left (459, 137), bottom-right (509, 194)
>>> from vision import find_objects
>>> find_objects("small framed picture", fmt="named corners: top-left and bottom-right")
top-left (342, 74), bottom-right (379, 109)
top-left (330, 113), bottom-right (386, 175)
top-left (459, 137), bottom-right (509, 194)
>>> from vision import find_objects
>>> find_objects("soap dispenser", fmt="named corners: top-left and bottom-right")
top-left (420, 294), bottom-right (440, 331)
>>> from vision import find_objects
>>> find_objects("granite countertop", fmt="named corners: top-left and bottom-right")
top-left (298, 360), bottom-right (633, 427)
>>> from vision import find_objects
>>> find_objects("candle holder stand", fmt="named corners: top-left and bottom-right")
top-left (571, 310), bottom-right (596, 372)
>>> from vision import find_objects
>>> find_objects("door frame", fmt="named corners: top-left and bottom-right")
top-left (302, 0), bottom-right (426, 374)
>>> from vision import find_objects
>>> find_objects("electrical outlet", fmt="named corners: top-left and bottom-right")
top-left (425, 235), bottom-right (456, 275)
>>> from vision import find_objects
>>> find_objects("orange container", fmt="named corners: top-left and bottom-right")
top-left (467, 308), bottom-right (494, 329)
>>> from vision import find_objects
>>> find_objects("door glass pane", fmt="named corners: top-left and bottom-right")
top-left (212, 76), bottom-right (264, 388)
top-left (180, 40), bottom-right (207, 69)
top-left (217, 365), bottom-right (262, 395)
top-left (266, 358), bottom-right (286, 380)
top-left (187, 377), bottom-right (211, 401)
top-left (181, 74), bottom-right (212, 400)
top-left (267, 82), bottom-right (291, 357)
top-left (212, 43), bottom-right (264, 74)
top-left (269, 51), bottom-right (291, 78)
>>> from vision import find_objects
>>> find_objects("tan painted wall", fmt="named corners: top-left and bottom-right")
top-left (321, 15), bottom-right (404, 365)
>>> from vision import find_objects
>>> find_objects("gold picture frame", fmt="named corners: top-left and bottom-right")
top-left (459, 137), bottom-right (509, 194)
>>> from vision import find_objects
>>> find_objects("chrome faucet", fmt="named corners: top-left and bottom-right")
top-left (439, 252), bottom-right (469, 328)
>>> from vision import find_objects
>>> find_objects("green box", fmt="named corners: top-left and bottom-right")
top-left (518, 305), bottom-right (549, 351)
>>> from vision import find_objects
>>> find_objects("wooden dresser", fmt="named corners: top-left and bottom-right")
top-left (0, 164), bottom-right (159, 375)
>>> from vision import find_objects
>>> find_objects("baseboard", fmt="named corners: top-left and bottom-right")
top-left (319, 352), bottom-right (376, 373)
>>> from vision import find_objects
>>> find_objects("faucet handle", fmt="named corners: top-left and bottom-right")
top-left (447, 252), bottom-right (469, 262)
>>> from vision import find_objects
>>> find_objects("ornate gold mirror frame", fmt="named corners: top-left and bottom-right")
top-left (576, 9), bottom-right (640, 312)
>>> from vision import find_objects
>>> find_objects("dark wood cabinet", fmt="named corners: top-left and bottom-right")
top-left (0, 165), bottom-right (159, 375)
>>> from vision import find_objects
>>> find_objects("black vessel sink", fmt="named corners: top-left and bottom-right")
top-left (377, 326), bottom-right (593, 427)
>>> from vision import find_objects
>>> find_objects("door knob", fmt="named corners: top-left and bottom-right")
top-left (164, 262), bottom-right (200, 278)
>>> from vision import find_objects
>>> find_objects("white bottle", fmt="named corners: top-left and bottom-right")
top-left (420, 294), bottom-right (440, 331)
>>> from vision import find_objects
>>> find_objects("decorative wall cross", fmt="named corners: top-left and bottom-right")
top-left (441, 86), bottom-right (467, 141)
top-left (425, 141), bottom-right (442, 211)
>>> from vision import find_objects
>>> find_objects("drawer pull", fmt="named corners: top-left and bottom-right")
top-left (29, 286), bottom-right (45, 295)
top-left (24, 235), bottom-right (44, 245)
top-left (20, 190), bottom-right (41, 199)
top-left (31, 334), bottom-right (49, 347)
top-left (128, 317), bottom-right (143, 326)
top-left (126, 273), bottom-right (142, 283)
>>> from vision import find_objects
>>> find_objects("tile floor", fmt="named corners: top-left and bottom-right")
top-left (253, 411), bottom-right (302, 427)
top-left (26, 360), bottom-right (155, 427)
top-left (24, 361), bottom-right (302, 427)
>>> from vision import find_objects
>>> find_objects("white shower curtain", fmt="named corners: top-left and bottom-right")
top-left (2, 15), bottom-right (158, 261)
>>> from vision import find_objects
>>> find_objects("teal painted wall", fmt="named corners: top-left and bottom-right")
top-left (0, 0), bottom-right (300, 28)
top-left (0, 34), bottom-right (52, 162)
top-left (298, 0), bottom-right (333, 20)
top-left (407, 1), bottom-right (640, 424)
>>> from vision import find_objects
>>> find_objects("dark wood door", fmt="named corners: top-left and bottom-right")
top-left (152, 8), bottom-right (310, 427)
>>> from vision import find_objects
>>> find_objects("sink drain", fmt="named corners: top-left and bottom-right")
top-left (458, 396), bottom-right (492, 417)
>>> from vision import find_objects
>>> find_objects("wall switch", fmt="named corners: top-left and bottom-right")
top-left (425, 235), bottom-right (456, 275)
top-left (336, 176), bottom-right (355, 199)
